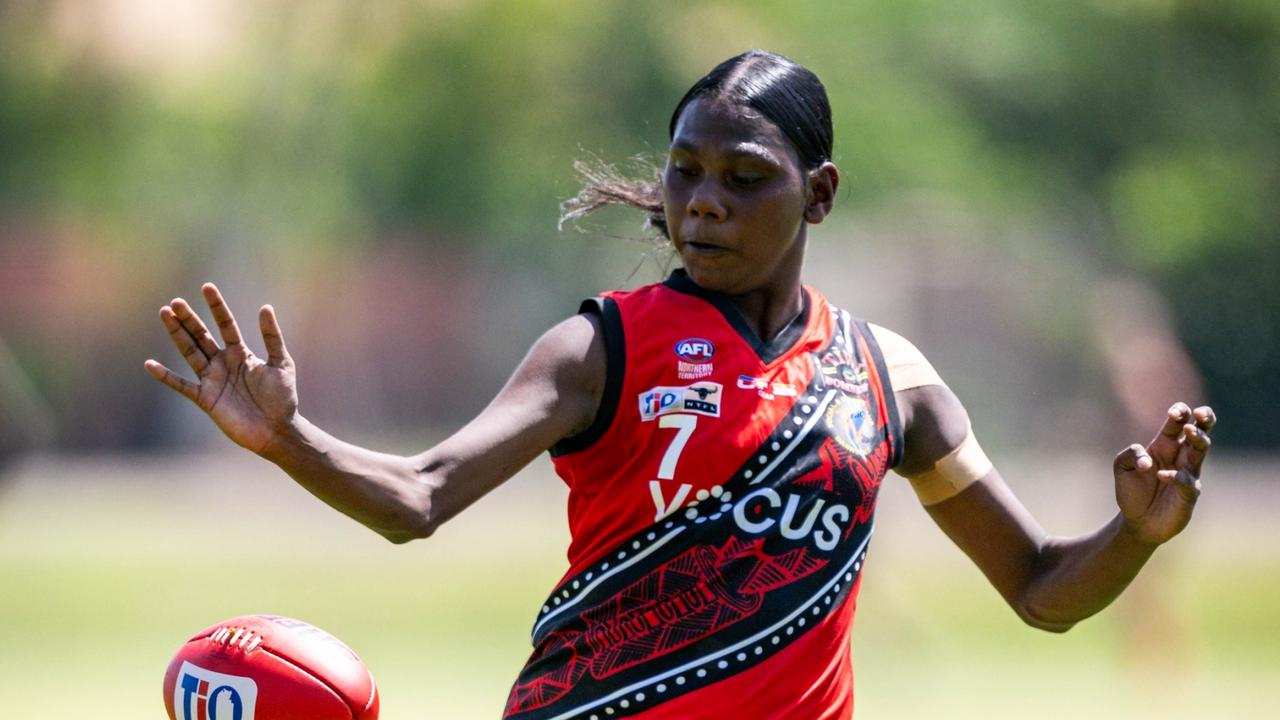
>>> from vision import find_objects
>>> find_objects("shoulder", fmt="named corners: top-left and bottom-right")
top-left (501, 311), bottom-right (607, 444)
top-left (533, 301), bottom-right (619, 452)
top-left (866, 323), bottom-right (944, 392)
top-left (527, 310), bottom-right (606, 397)
top-left (862, 324), bottom-right (974, 476)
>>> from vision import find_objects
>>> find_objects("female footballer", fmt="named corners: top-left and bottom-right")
top-left (146, 51), bottom-right (1215, 719)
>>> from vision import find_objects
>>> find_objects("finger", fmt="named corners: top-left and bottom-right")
top-left (1157, 402), bottom-right (1192, 440)
top-left (1147, 402), bottom-right (1192, 461)
top-left (159, 306), bottom-right (210, 374)
top-left (1180, 423), bottom-right (1212, 476)
top-left (143, 359), bottom-right (199, 403)
top-left (1114, 443), bottom-right (1154, 474)
top-left (1192, 405), bottom-right (1217, 434)
top-left (203, 282), bottom-right (244, 347)
top-left (259, 304), bottom-right (291, 366)
top-left (169, 298), bottom-right (220, 358)
top-left (1157, 468), bottom-right (1202, 501)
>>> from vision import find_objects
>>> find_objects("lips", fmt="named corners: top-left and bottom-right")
top-left (683, 238), bottom-right (730, 254)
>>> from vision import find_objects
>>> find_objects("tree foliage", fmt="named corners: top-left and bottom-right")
top-left (1, 0), bottom-right (1275, 447)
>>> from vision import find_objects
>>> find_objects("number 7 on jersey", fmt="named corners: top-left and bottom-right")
top-left (649, 414), bottom-right (697, 521)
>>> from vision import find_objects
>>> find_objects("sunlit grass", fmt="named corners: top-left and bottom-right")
top-left (1, 454), bottom-right (1276, 718)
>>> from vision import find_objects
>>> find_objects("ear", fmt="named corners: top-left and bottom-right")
top-left (803, 162), bottom-right (839, 224)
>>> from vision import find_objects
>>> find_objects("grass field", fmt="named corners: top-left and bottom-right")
top-left (2, 451), bottom-right (1276, 718)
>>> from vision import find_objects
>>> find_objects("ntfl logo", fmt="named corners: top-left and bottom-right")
top-left (175, 661), bottom-right (258, 720)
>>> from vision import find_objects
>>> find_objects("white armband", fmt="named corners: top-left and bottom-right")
top-left (869, 324), bottom-right (990, 504)
top-left (902, 421), bottom-right (993, 506)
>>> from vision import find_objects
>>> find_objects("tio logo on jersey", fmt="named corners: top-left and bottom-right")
top-left (639, 382), bottom-right (723, 421)
top-left (175, 662), bottom-right (258, 720)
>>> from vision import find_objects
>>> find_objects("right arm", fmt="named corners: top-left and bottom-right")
top-left (145, 283), bottom-right (605, 543)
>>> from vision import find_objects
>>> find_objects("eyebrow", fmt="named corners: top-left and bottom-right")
top-left (670, 140), bottom-right (781, 165)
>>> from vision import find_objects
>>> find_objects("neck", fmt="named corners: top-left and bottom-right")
top-left (723, 280), bottom-right (806, 343)
top-left (664, 266), bottom-right (810, 357)
top-left (669, 231), bottom-right (810, 343)
top-left (727, 234), bottom-right (808, 342)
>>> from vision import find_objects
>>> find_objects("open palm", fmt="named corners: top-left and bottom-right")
top-left (145, 283), bottom-right (298, 456)
top-left (1113, 402), bottom-right (1215, 545)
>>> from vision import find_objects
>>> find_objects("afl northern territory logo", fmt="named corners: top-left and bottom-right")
top-left (673, 338), bottom-right (715, 363)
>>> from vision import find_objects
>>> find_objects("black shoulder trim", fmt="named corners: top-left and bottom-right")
top-left (854, 317), bottom-right (904, 469)
top-left (664, 269), bottom-right (810, 364)
top-left (550, 297), bottom-right (625, 457)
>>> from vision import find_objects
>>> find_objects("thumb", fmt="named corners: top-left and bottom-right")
top-left (1114, 443), bottom-right (1154, 476)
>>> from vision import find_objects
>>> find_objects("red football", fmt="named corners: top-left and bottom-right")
top-left (163, 614), bottom-right (380, 720)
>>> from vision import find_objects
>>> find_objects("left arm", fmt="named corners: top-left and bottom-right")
top-left (901, 385), bottom-right (1213, 632)
top-left (878, 326), bottom-right (1214, 632)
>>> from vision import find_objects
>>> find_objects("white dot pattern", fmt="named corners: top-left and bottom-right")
top-left (528, 314), bottom-right (885, 718)
top-left (563, 547), bottom-right (871, 717)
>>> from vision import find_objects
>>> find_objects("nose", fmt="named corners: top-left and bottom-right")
top-left (687, 184), bottom-right (726, 222)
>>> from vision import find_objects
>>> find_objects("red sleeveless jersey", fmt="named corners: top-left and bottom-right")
top-left (504, 271), bottom-right (902, 720)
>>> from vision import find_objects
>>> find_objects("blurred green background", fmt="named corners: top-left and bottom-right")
top-left (1, 0), bottom-right (1276, 717)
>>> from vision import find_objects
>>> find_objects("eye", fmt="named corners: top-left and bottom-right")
top-left (730, 173), bottom-right (764, 186)
top-left (673, 164), bottom-right (698, 178)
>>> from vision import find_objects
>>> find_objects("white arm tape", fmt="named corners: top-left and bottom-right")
top-left (869, 324), bottom-right (989, 503)
top-left (902, 420), bottom-right (994, 506)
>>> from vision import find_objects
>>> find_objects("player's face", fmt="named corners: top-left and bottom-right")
top-left (663, 97), bottom-right (812, 296)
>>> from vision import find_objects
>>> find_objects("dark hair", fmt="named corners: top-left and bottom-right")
top-left (669, 50), bottom-right (833, 170)
top-left (561, 50), bottom-right (833, 238)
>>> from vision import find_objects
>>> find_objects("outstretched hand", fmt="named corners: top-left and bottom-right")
top-left (1113, 402), bottom-right (1215, 546)
top-left (144, 283), bottom-right (298, 456)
